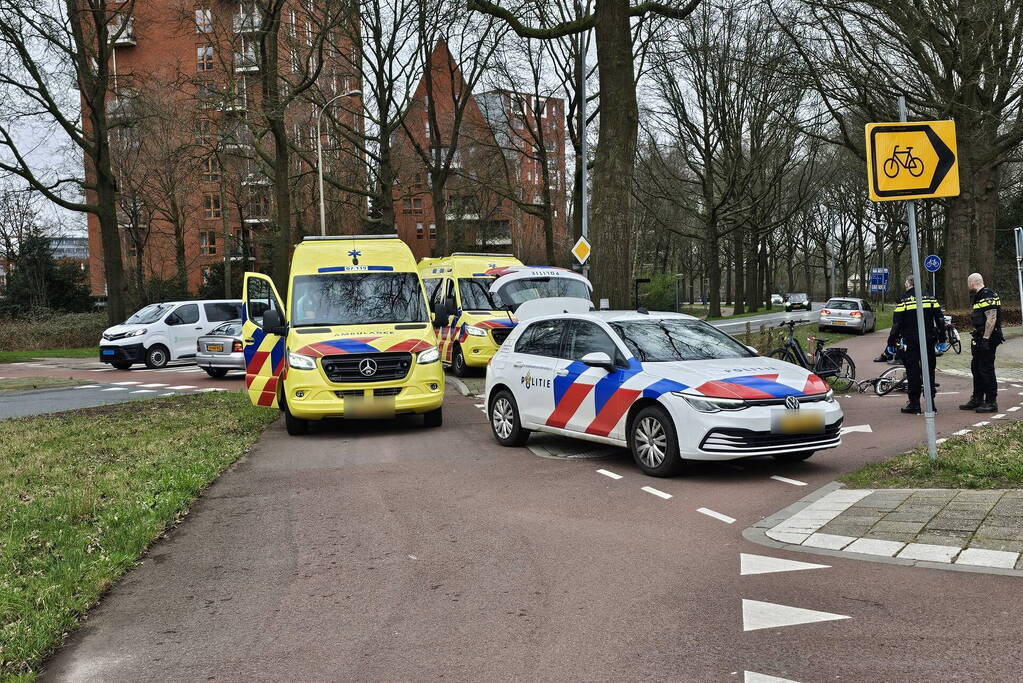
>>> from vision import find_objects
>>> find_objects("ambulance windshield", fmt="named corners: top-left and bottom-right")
top-left (610, 319), bottom-right (755, 362)
top-left (291, 273), bottom-right (428, 326)
top-left (458, 278), bottom-right (500, 311)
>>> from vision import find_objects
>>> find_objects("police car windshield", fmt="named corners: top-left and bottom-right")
top-left (291, 273), bottom-right (428, 326)
top-left (125, 303), bottom-right (173, 325)
top-left (459, 278), bottom-right (500, 310)
top-left (610, 319), bottom-right (755, 362)
top-left (495, 277), bottom-right (590, 309)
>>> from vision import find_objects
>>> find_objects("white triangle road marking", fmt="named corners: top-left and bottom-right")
top-left (740, 553), bottom-right (829, 576)
top-left (840, 424), bottom-right (872, 435)
top-left (745, 672), bottom-right (801, 683)
top-left (742, 599), bottom-right (850, 632)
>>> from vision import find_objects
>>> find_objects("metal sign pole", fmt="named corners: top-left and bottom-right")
top-left (1015, 227), bottom-right (1023, 326)
top-left (576, 5), bottom-right (589, 281)
top-left (899, 97), bottom-right (938, 461)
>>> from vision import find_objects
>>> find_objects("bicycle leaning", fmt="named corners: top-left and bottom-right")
top-left (768, 320), bottom-right (857, 392)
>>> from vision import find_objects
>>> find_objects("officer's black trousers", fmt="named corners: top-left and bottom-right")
top-left (903, 341), bottom-right (936, 406)
top-left (971, 342), bottom-right (998, 403)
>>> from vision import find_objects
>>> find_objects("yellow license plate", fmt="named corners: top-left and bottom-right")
top-left (772, 409), bottom-right (825, 435)
top-left (207, 344), bottom-right (224, 352)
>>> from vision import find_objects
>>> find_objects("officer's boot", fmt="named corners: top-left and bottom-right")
top-left (901, 402), bottom-right (922, 414)
top-left (975, 402), bottom-right (998, 413)
top-left (959, 396), bottom-right (981, 410)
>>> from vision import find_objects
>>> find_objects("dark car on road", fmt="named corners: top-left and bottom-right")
top-left (784, 293), bottom-right (812, 312)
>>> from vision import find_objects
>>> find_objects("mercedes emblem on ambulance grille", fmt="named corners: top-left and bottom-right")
top-left (358, 358), bottom-right (378, 377)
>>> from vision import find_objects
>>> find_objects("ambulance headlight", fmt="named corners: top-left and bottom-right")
top-left (672, 392), bottom-right (746, 413)
top-left (288, 352), bottom-right (316, 371)
top-left (126, 328), bottom-right (147, 337)
top-left (465, 325), bottom-right (487, 337)
top-left (417, 346), bottom-right (440, 364)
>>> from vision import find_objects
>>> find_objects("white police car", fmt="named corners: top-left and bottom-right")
top-left (485, 310), bottom-right (844, 477)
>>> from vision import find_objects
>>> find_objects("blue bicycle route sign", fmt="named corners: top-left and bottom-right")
top-left (924, 254), bottom-right (942, 273)
top-left (869, 267), bottom-right (890, 293)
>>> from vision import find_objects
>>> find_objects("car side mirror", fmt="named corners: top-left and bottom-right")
top-left (581, 351), bottom-right (615, 372)
top-left (433, 302), bottom-right (449, 328)
top-left (745, 345), bottom-right (758, 355)
top-left (262, 309), bottom-right (287, 336)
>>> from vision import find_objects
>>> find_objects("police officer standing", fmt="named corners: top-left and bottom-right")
top-left (887, 275), bottom-right (946, 414)
top-left (960, 273), bottom-right (1004, 413)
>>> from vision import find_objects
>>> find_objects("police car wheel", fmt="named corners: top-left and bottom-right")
top-left (772, 451), bottom-right (814, 463)
top-left (145, 345), bottom-right (169, 369)
top-left (452, 345), bottom-right (469, 377)
top-left (490, 390), bottom-right (529, 446)
top-left (629, 406), bottom-right (683, 477)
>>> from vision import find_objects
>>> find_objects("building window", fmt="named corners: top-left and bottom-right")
top-left (428, 223), bottom-right (436, 240)
top-left (402, 198), bottom-right (412, 215)
top-left (416, 223), bottom-right (423, 239)
top-left (412, 198), bottom-right (423, 215)
top-left (201, 266), bottom-right (213, 284)
top-left (197, 45), bottom-right (214, 71)
top-left (202, 192), bottom-right (221, 219)
top-left (195, 8), bottom-right (212, 33)
top-left (201, 157), bottom-right (220, 182)
top-left (200, 231), bottom-right (217, 255)
top-left (197, 82), bottom-right (217, 108)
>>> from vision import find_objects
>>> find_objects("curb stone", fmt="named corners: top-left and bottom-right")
top-left (744, 482), bottom-right (1023, 578)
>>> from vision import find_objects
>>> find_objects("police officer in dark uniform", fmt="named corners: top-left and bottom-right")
top-left (960, 273), bottom-right (1004, 413)
top-left (887, 275), bottom-right (946, 414)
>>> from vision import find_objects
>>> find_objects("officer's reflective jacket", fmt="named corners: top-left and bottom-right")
top-left (970, 286), bottom-right (1004, 344)
top-left (888, 288), bottom-right (945, 345)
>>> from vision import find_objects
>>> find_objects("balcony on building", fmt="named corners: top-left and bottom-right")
top-left (110, 15), bottom-right (136, 46)
top-left (235, 44), bottom-right (260, 73)
top-left (234, 9), bottom-right (260, 34)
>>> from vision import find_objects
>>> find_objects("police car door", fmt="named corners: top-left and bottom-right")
top-left (559, 320), bottom-right (636, 439)
top-left (512, 319), bottom-right (567, 428)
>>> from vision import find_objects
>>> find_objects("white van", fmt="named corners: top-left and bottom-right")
top-left (98, 299), bottom-right (243, 369)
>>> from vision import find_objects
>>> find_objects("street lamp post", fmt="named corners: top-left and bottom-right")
top-left (315, 90), bottom-right (361, 237)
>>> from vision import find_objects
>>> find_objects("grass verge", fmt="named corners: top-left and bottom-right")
top-left (0, 393), bottom-right (277, 678)
top-left (841, 420), bottom-right (1023, 490)
top-left (0, 349), bottom-right (96, 364)
top-left (0, 378), bottom-right (90, 392)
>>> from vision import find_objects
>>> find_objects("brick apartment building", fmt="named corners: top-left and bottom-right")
top-left (391, 42), bottom-right (568, 263)
top-left (86, 2), bottom-right (362, 298)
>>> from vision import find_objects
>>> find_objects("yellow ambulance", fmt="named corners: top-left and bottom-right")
top-left (242, 235), bottom-right (444, 435)
top-left (419, 252), bottom-right (522, 376)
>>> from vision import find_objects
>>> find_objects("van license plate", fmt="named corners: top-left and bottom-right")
top-left (772, 409), bottom-right (825, 435)
top-left (102, 349), bottom-right (115, 356)
top-left (207, 344), bottom-right (224, 352)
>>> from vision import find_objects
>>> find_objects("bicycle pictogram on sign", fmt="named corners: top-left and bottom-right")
top-left (883, 145), bottom-right (925, 179)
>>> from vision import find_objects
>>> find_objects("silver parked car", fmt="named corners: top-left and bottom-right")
top-left (196, 320), bottom-right (245, 378)
top-left (818, 297), bottom-right (876, 334)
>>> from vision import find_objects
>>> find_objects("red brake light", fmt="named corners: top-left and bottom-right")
top-left (820, 309), bottom-right (830, 315)
top-left (851, 311), bottom-right (862, 317)
top-left (232, 340), bottom-right (243, 352)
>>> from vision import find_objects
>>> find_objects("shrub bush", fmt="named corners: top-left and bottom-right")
top-left (945, 307), bottom-right (1021, 331)
top-left (0, 311), bottom-right (107, 351)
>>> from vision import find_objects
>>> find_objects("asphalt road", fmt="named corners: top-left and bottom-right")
top-left (38, 330), bottom-right (1023, 681)
top-left (0, 360), bottom-right (241, 419)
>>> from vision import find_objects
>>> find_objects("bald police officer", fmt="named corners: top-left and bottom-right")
top-left (960, 273), bottom-right (1004, 413)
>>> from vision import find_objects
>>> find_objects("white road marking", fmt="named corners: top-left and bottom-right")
top-left (742, 599), bottom-right (850, 632)
top-left (840, 424), bottom-right (872, 435)
top-left (641, 486), bottom-right (672, 500)
top-left (474, 403), bottom-right (484, 409)
top-left (74, 385), bottom-right (102, 389)
top-left (90, 368), bottom-right (114, 372)
top-left (993, 414), bottom-right (1006, 419)
top-left (936, 438), bottom-right (948, 444)
top-left (137, 383), bottom-right (168, 388)
top-left (1008, 406), bottom-right (1021, 412)
top-left (111, 381), bottom-right (141, 385)
top-left (740, 553), bottom-right (828, 576)
top-left (770, 475), bottom-right (807, 487)
top-left (973, 421), bottom-right (990, 427)
top-left (697, 507), bottom-right (735, 524)
top-left (953, 428), bottom-right (972, 436)
top-left (596, 469), bottom-right (622, 480)
top-left (160, 392), bottom-right (175, 396)
top-left (935, 391), bottom-right (960, 395)
top-left (100, 387), bottom-right (127, 392)
top-left (1013, 384), bottom-right (1022, 388)
top-left (130, 389), bottom-right (158, 394)
top-left (166, 385), bottom-right (198, 390)
top-left (745, 671), bottom-right (801, 683)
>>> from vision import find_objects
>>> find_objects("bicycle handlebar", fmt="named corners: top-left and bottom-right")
top-left (777, 320), bottom-right (810, 328)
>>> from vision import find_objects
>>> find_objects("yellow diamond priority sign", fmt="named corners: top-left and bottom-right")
top-left (571, 236), bottom-right (591, 265)
top-left (865, 120), bottom-right (959, 202)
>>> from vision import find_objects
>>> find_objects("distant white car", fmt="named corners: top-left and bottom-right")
top-left (485, 310), bottom-right (843, 477)
top-left (771, 294), bottom-right (784, 306)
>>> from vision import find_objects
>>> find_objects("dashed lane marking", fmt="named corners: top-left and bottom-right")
top-left (166, 385), bottom-right (198, 390)
top-left (1009, 407), bottom-right (1021, 412)
top-left (936, 438), bottom-right (948, 444)
top-left (698, 507), bottom-right (735, 524)
top-left (641, 486), bottom-right (672, 500)
top-left (770, 475), bottom-right (807, 486)
top-left (744, 670), bottom-right (801, 682)
top-left (740, 553), bottom-right (828, 576)
top-left (130, 390), bottom-right (158, 394)
top-left (137, 383), bottom-right (168, 388)
top-left (100, 387), bottom-right (127, 392)
top-left (953, 428), bottom-right (972, 436)
top-left (89, 368), bottom-right (114, 372)
top-left (111, 381), bottom-right (142, 385)
top-left (159, 392), bottom-right (175, 397)
top-left (973, 421), bottom-right (990, 427)
top-left (596, 469), bottom-right (622, 480)
top-left (741, 599), bottom-right (850, 632)
top-left (840, 424), bottom-right (872, 435)
top-left (74, 385), bottom-right (102, 389)
top-left (993, 414), bottom-right (1006, 419)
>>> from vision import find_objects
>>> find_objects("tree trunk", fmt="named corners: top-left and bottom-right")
top-left (706, 229), bottom-right (721, 317)
top-left (588, 0), bottom-right (637, 308)
top-left (732, 230), bottom-right (745, 315)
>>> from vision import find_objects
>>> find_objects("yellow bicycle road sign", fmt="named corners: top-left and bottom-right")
top-left (865, 120), bottom-right (959, 202)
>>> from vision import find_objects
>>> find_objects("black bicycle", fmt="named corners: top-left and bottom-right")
top-left (769, 320), bottom-right (857, 392)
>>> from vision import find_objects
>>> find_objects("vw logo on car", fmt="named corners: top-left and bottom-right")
top-left (358, 358), bottom-right (378, 377)
top-left (785, 395), bottom-right (801, 411)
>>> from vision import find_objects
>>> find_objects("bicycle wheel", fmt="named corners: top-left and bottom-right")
top-left (876, 366), bottom-right (906, 396)
top-left (769, 348), bottom-right (801, 366)
top-left (907, 155), bottom-right (924, 177)
top-left (819, 352), bottom-right (856, 392)
top-left (883, 157), bottom-right (900, 178)
top-left (951, 330), bottom-right (962, 354)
